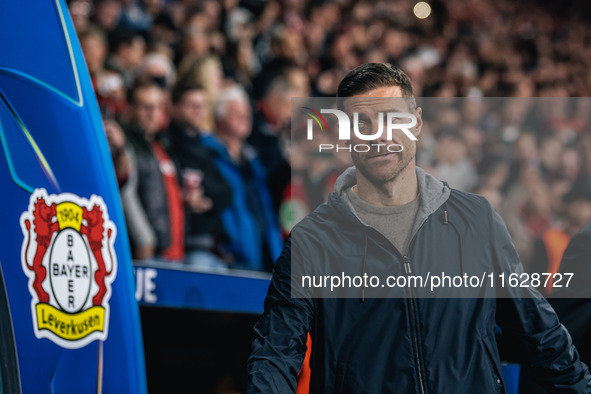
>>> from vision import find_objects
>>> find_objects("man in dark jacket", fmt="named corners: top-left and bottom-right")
top-left (246, 63), bottom-right (591, 393)
top-left (518, 220), bottom-right (591, 393)
top-left (550, 220), bottom-right (591, 368)
top-left (163, 81), bottom-right (233, 269)
top-left (121, 80), bottom-right (184, 261)
top-left (248, 75), bottom-right (293, 211)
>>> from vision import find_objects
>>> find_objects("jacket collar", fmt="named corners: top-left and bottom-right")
top-left (331, 165), bottom-right (451, 236)
top-left (202, 134), bottom-right (262, 169)
top-left (167, 120), bottom-right (202, 140)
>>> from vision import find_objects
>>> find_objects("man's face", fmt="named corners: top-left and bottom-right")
top-left (120, 37), bottom-right (146, 68)
top-left (219, 99), bottom-right (252, 140)
top-left (266, 88), bottom-right (294, 129)
top-left (132, 86), bottom-right (166, 136)
top-left (80, 35), bottom-right (106, 74)
top-left (567, 200), bottom-right (591, 230)
top-left (345, 85), bottom-right (422, 186)
top-left (95, 0), bottom-right (121, 30)
top-left (175, 90), bottom-right (208, 131)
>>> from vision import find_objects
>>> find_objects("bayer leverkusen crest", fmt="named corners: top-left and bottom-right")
top-left (20, 189), bottom-right (117, 349)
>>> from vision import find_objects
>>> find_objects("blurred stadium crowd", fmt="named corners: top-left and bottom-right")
top-left (69, 0), bottom-right (591, 277)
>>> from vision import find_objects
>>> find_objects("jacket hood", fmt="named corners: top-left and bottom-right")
top-left (332, 165), bottom-right (451, 237)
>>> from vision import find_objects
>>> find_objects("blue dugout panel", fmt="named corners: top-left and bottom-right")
top-left (0, 1), bottom-right (146, 393)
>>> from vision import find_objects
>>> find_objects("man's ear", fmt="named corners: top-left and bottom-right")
top-left (413, 107), bottom-right (423, 138)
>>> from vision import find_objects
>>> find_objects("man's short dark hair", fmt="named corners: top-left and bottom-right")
top-left (128, 79), bottom-right (164, 104)
top-left (171, 80), bottom-right (204, 104)
top-left (78, 25), bottom-right (107, 46)
top-left (337, 63), bottom-right (416, 109)
top-left (109, 27), bottom-right (144, 54)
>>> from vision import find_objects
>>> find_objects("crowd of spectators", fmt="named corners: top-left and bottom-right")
top-left (70, 0), bottom-right (591, 274)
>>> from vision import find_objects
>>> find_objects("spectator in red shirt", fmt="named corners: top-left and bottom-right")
top-left (120, 81), bottom-right (185, 261)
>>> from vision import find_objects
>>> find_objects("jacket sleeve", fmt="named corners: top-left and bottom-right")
top-left (246, 236), bottom-right (314, 393)
top-left (489, 204), bottom-right (591, 392)
top-left (119, 147), bottom-right (157, 251)
top-left (200, 154), bottom-right (233, 213)
top-left (553, 222), bottom-right (591, 298)
top-left (549, 222), bottom-right (591, 369)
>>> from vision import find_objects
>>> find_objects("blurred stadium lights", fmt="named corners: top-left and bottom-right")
top-left (413, 2), bottom-right (432, 19)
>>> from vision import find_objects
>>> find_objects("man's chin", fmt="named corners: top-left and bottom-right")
top-left (358, 166), bottom-right (403, 186)
top-left (357, 156), bottom-right (413, 186)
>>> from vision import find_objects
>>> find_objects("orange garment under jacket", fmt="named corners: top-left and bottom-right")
top-left (542, 228), bottom-right (570, 294)
top-left (297, 334), bottom-right (312, 394)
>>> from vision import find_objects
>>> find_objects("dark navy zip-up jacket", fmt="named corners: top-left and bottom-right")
top-left (247, 167), bottom-right (591, 393)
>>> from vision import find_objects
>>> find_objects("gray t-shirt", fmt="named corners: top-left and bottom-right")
top-left (346, 187), bottom-right (420, 255)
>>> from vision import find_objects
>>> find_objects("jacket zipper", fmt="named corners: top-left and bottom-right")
top-left (404, 218), bottom-right (428, 394)
top-left (404, 255), bottom-right (426, 394)
top-left (358, 215), bottom-right (430, 394)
